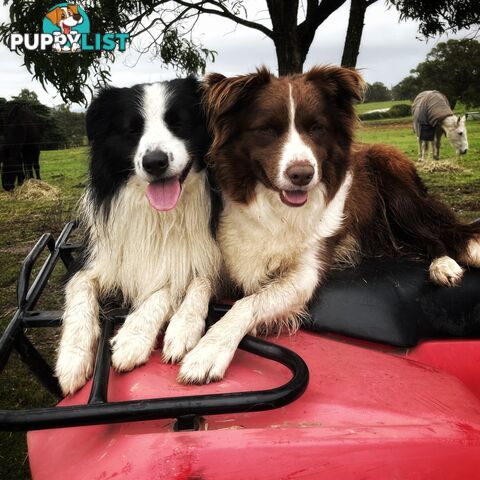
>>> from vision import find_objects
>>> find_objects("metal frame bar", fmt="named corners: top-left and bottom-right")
top-left (0, 223), bottom-right (310, 432)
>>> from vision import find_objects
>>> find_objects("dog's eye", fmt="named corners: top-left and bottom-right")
top-left (255, 126), bottom-right (277, 137)
top-left (309, 123), bottom-right (326, 136)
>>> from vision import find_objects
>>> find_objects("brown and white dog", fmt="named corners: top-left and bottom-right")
top-left (178, 65), bottom-right (480, 384)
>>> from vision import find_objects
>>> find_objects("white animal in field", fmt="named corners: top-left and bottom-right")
top-left (412, 90), bottom-right (468, 161)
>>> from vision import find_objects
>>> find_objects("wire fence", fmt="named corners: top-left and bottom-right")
top-left (0, 141), bottom-right (75, 147)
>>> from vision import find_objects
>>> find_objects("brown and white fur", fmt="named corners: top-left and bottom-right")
top-left (178, 66), bottom-right (480, 384)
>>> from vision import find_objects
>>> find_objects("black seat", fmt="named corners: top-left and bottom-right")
top-left (304, 257), bottom-right (480, 347)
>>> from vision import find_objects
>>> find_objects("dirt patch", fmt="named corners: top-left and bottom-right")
top-left (0, 240), bottom-right (36, 255)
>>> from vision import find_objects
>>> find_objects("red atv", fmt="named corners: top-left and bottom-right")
top-left (1, 222), bottom-right (480, 479)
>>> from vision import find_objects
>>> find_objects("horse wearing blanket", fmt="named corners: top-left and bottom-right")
top-left (412, 90), bottom-right (468, 161)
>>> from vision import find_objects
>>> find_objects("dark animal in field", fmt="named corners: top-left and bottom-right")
top-left (1, 103), bottom-right (42, 191)
top-left (412, 90), bottom-right (468, 161)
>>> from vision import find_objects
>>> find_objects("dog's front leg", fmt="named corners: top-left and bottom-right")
top-left (162, 277), bottom-right (213, 363)
top-left (178, 261), bottom-right (320, 384)
top-left (111, 289), bottom-right (171, 372)
top-left (56, 269), bottom-right (100, 395)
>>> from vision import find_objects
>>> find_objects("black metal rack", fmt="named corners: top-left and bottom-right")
top-left (0, 222), bottom-right (309, 432)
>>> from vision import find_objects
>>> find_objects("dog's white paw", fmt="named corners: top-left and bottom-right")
top-left (111, 328), bottom-right (153, 372)
top-left (162, 312), bottom-right (205, 364)
top-left (56, 347), bottom-right (95, 396)
top-left (429, 256), bottom-right (464, 287)
top-left (178, 338), bottom-right (236, 384)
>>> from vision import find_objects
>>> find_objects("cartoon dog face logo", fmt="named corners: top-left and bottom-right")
top-left (45, 4), bottom-right (83, 35)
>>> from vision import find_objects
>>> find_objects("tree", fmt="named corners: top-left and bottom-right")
top-left (0, 93), bottom-right (68, 150)
top-left (364, 82), bottom-right (391, 103)
top-left (390, 0), bottom-right (480, 38)
top-left (11, 89), bottom-right (40, 104)
top-left (1, 1), bottom-right (479, 104)
top-left (391, 75), bottom-right (421, 101)
top-left (54, 105), bottom-right (87, 148)
top-left (409, 39), bottom-right (480, 108)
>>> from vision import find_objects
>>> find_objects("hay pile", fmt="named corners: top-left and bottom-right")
top-left (417, 160), bottom-right (468, 174)
top-left (12, 179), bottom-right (60, 200)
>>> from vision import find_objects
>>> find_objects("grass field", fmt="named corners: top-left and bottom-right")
top-left (0, 121), bottom-right (479, 478)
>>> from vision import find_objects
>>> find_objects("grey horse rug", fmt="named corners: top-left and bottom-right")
top-left (412, 90), bottom-right (453, 141)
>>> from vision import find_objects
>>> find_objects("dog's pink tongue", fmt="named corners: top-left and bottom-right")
top-left (281, 190), bottom-right (308, 206)
top-left (146, 178), bottom-right (181, 211)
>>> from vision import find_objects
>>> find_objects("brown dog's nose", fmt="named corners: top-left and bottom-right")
top-left (73, 14), bottom-right (82, 21)
top-left (286, 163), bottom-right (314, 186)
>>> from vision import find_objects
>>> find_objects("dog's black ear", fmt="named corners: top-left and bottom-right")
top-left (202, 66), bottom-right (272, 122)
top-left (85, 88), bottom-right (111, 142)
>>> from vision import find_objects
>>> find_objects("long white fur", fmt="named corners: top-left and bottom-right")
top-left (179, 168), bottom-right (353, 383)
top-left (56, 84), bottom-right (222, 394)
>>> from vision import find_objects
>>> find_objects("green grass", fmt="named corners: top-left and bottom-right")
top-left (357, 99), bottom-right (476, 118)
top-left (357, 119), bottom-right (480, 221)
top-left (0, 122), bottom-right (479, 478)
top-left (0, 147), bottom-right (88, 480)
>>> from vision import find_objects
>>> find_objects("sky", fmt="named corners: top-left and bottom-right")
top-left (0, 1), bottom-right (473, 109)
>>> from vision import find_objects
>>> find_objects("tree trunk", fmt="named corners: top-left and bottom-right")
top-left (341, 0), bottom-right (376, 68)
top-left (266, 0), bottom-right (305, 75)
top-left (274, 34), bottom-right (306, 75)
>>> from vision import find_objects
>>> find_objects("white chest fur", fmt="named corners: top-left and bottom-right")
top-left (218, 173), bottom-right (352, 294)
top-left (82, 170), bottom-right (221, 306)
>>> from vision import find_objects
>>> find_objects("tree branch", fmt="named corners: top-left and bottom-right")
top-left (298, 0), bottom-right (346, 50)
top-left (174, 0), bottom-right (273, 38)
top-left (299, 0), bottom-right (347, 32)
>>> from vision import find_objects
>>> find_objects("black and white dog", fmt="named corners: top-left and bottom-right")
top-left (56, 78), bottom-right (221, 395)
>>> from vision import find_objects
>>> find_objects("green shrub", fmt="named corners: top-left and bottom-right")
top-left (359, 103), bottom-right (411, 121)
top-left (388, 103), bottom-right (411, 117)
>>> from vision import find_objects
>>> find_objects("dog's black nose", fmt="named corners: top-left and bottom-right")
top-left (143, 151), bottom-right (169, 178)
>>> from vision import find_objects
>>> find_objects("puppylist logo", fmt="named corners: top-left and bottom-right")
top-left (9, 3), bottom-right (129, 53)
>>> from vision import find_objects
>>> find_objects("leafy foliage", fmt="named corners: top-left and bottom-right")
top-left (390, 0), bottom-right (480, 37)
top-left (391, 75), bottom-right (422, 101)
top-left (410, 39), bottom-right (480, 108)
top-left (390, 39), bottom-right (480, 107)
top-left (12, 88), bottom-right (40, 103)
top-left (359, 103), bottom-right (410, 120)
top-left (0, 0), bottom-right (217, 104)
top-left (0, 90), bottom-right (86, 150)
top-left (364, 82), bottom-right (391, 102)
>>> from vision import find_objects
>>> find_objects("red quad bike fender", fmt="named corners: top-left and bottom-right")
top-left (28, 331), bottom-right (480, 480)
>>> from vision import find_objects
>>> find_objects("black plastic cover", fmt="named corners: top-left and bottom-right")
top-left (304, 257), bottom-right (480, 347)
